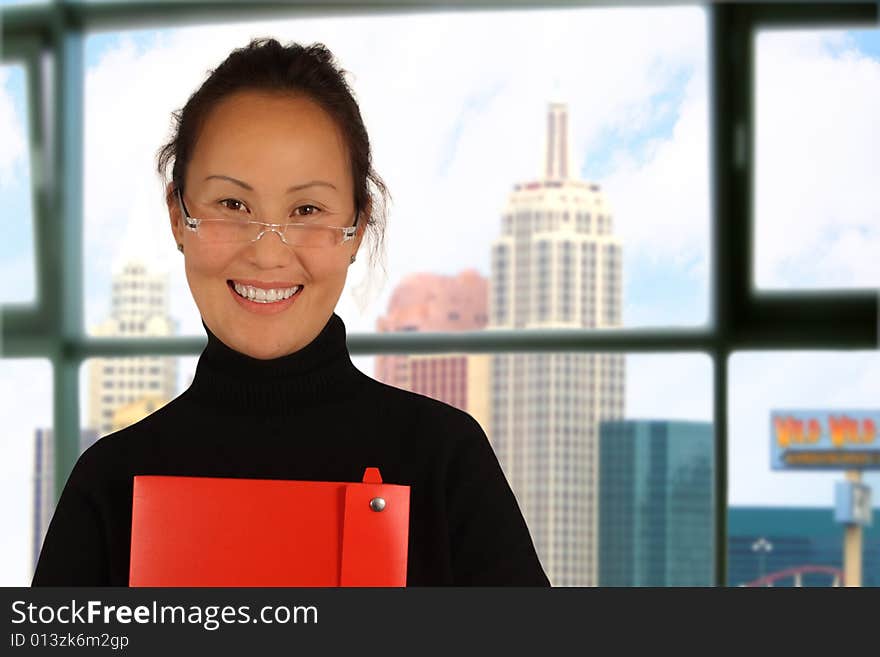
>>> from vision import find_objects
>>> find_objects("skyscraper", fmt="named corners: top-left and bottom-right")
top-left (32, 427), bottom-right (98, 572)
top-left (489, 101), bottom-right (625, 586)
top-left (88, 260), bottom-right (177, 437)
top-left (598, 420), bottom-right (714, 587)
top-left (374, 270), bottom-right (491, 437)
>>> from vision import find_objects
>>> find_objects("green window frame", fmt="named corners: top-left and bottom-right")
top-left (1, 1), bottom-right (877, 586)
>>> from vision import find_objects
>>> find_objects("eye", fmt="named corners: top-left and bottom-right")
top-left (293, 204), bottom-right (322, 217)
top-left (219, 198), bottom-right (248, 213)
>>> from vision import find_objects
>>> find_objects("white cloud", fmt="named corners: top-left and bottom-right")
top-left (0, 65), bottom-right (27, 188)
top-left (0, 249), bottom-right (36, 304)
top-left (625, 353), bottom-right (713, 422)
top-left (754, 30), bottom-right (880, 289)
top-left (602, 69), bottom-right (709, 279)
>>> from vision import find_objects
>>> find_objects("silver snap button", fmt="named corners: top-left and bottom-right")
top-left (369, 497), bottom-right (386, 512)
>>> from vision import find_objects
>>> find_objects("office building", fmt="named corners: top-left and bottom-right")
top-left (87, 260), bottom-right (177, 437)
top-left (489, 102), bottom-right (625, 586)
top-left (375, 270), bottom-right (491, 436)
top-left (598, 420), bottom-right (714, 586)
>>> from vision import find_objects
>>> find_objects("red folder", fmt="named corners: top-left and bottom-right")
top-left (129, 467), bottom-right (410, 587)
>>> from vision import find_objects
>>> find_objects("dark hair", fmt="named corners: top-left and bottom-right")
top-left (156, 37), bottom-right (389, 272)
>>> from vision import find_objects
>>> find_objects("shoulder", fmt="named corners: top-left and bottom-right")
top-left (67, 392), bottom-right (190, 484)
top-left (355, 374), bottom-right (498, 486)
top-left (358, 373), bottom-right (489, 445)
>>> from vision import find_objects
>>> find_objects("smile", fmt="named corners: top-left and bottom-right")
top-left (227, 280), bottom-right (304, 314)
top-left (231, 280), bottom-right (302, 303)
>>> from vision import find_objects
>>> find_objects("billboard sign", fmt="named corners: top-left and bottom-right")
top-left (770, 410), bottom-right (880, 470)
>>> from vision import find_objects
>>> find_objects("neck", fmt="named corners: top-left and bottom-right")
top-left (187, 312), bottom-right (362, 414)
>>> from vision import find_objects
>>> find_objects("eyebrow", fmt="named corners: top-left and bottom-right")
top-left (203, 175), bottom-right (338, 193)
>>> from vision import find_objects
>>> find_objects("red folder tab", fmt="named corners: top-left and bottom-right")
top-left (340, 482), bottom-right (409, 586)
top-left (129, 468), bottom-right (410, 587)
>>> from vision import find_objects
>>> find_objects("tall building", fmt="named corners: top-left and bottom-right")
top-left (110, 396), bottom-right (169, 433)
top-left (598, 420), bottom-right (714, 586)
top-left (32, 427), bottom-right (99, 572)
top-left (489, 101), bottom-right (625, 586)
top-left (728, 507), bottom-right (880, 587)
top-left (374, 270), bottom-right (491, 436)
top-left (88, 260), bottom-right (177, 437)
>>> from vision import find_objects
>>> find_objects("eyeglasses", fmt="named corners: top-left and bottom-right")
top-left (176, 188), bottom-right (359, 248)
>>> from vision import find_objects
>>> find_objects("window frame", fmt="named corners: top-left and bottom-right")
top-left (1, 1), bottom-right (877, 587)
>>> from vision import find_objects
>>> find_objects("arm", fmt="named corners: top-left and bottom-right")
top-left (31, 462), bottom-right (110, 586)
top-left (445, 413), bottom-right (551, 586)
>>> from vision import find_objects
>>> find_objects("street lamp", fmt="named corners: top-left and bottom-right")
top-left (751, 537), bottom-right (774, 585)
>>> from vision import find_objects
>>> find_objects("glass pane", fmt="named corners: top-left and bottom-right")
top-left (729, 352), bottom-right (880, 586)
top-left (357, 351), bottom-right (714, 587)
top-left (755, 28), bottom-right (880, 290)
top-left (0, 359), bottom-right (51, 586)
top-left (0, 63), bottom-right (36, 303)
top-left (79, 355), bottom-right (196, 438)
top-left (84, 5), bottom-right (709, 338)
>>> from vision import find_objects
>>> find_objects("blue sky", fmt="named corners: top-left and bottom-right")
top-left (835, 29), bottom-right (880, 58)
top-left (580, 65), bottom-right (690, 183)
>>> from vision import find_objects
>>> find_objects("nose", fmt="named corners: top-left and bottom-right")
top-left (255, 226), bottom-right (291, 246)
top-left (247, 226), bottom-right (298, 267)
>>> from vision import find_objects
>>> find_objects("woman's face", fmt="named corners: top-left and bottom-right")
top-left (167, 90), bottom-right (365, 359)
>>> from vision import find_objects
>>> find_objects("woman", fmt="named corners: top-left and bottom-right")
top-left (32, 37), bottom-right (549, 587)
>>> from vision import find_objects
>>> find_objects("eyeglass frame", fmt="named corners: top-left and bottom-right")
top-left (175, 187), bottom-right (360, 247)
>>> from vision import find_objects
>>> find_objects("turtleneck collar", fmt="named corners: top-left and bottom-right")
top-left (187, 312), bottom-right (363, 413)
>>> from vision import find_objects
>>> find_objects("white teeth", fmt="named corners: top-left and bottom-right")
top-left (233, 282), bottom-right (302, 303)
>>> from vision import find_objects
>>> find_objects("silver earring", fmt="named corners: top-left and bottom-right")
top-left (350, 254), bottom-right (356, 264)
top-left (177, 243), bottom-right (184, 253)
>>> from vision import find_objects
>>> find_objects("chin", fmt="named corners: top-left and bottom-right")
top-left (242, 342), bottom-right (290, 361)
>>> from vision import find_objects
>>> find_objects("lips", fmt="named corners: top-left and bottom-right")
top-left (230, 282), bottom-right (296, 301)
top-left (228, 278), bottom-right (304, 289)
top-left (227, 279), bottom-right (303, 306)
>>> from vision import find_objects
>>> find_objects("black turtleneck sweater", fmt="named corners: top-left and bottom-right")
top-left (32, 312), bottom-right (550, 587)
